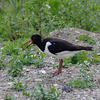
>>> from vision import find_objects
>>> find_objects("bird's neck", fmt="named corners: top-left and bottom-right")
top-left (36, 41), bottom-right (44, 52)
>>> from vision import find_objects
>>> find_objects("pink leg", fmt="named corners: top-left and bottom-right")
top-left (53, 59), bottom-right (63, 75)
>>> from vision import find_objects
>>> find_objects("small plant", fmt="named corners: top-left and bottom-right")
top-left (40, 52), bottom-right (47, 60)
top-left (69, 65), bottom-right (95, 89)
top-left (4, 94), bottom-right (15, 100)
top-left (0, 55), bottom-right (7, 70)
top-left (33, 58), bottom-right (44, 68)
top-left (31, 84), bottom-right (60, 100)
top-left (2, 40), bottom-right (22, 55)
top-left (19, 50), bottom-right (45, 67)
top-left (19, 53), bottom-right (37, 66)
top-left (70, 51), bottom-right (91, 64)
top-left (91, 50), bottom-right (100, 64)
top-left (63, 50), bottom-right (100, 67)
top-left (38, 75), bottom-right (52, 79)
top-left (77, 34), bottom-right (96, 45)
top-left (22, 91), bottom-right (30, 97)
top-left (63, 51), bottom-right (91, 67)
top-left (12, 79), bottom-right (27, 91)
top-left (8, 61), bottom-right (23, 77)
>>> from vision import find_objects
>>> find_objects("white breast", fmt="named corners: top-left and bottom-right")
top-left (44, 42), bottom-right (55, 57)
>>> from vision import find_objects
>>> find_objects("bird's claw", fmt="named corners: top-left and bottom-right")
top-left (52, 70), bottom-right (62, 75)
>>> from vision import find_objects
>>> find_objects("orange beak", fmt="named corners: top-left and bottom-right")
top-left (21, 40), bottom-right (33, 50)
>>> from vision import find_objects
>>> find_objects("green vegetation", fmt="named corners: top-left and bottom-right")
top-left (12, 79), bottom-right (27, 91)
top-left (0, 55), bottom-right (7, 70)
top-left (63, 50), bottom-right (99, 89)
top-left (63, 50), bottom-right (100, 67)
top-left (69, 65), bottom-right (95, 89)
top-left (0, 0), bottom-right (100, 99)
top-left (7, 50), bottom-right (46, 77)
top-left (31, 84), bottom-right (61, 100)
top-left (4, 94), bottom-right (15, 100)
top-left (22, 91), bottom-right (30, 97)
top-left (0, 0), bottom-right (100, 41)
top-left (2, 40), bottom-right (21, 55)
top-left (77, 34), bottom-right (96, 45)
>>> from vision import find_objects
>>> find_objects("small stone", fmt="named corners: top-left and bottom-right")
top-left (83, 97), bottom-right (86, 100)
top-left (54, 84), bottom-right (58, 87)
top-left (77, 95), bottom-right (80, 98)
top-left (97, 52), bottom-right (100, 56)
top-left (8, 82), bottom-right (13, 86)
top-left (23, 68), bottom-right (29, 72)
top-left (75, 31), bottom-right (80, 33)
top-left (75, 39), bottom-right (79, 42)
top-left (35, 79), bottom-right (42, 82)
top-left (39, 70), bottom-right (46, 74)
top-left (62, 85), bottom-right (73, 92)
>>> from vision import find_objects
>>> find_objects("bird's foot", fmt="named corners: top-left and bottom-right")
top-left (52, 70), bottom-right (62, 75)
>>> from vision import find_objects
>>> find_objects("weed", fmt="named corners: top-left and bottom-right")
top-left (40, 52), bottom-right (47, 60)
top-left (31, 84), bottom-right (60, 100)
top-left (38, 75), bottom-right (52, 79)
top-left (8, 61), bottom-right (23, 77)
top-left (0, 55), bottom-right (7, 70)
top-left (1, 0), bottom-right (100, 41)
top-left (64, 50), bottom-right (100, 67)
top-left (69, 65), bottom-right (95, 89)
top-left (7, 78), bottom-right (15, 82)
top-left (19, 53), bottom-right (37, 66)
top-left (4, 94), bottom-right (15, 100)
top-left (22, 91), bottom-right (30, 97)
top-left (63, 51), bottom-right (91, 66)
top-left (12, 79), bottom-right (27, 91)
top-left (33, 58), bottom-right (44, 68)
top-left (19, 51), bottom-right (45, 67)
top-left (77, 34), bottom-right (96, 45)
top-left (91, 50), bottom-right (100, 64)
top-left (2, 40), bottom-right (22, 55)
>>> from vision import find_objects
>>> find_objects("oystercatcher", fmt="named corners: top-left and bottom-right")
top-left (21, 34), bottom-right (93, 75)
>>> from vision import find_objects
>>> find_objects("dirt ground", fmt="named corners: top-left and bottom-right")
top-left (0, 28), bottom-right (100, 100)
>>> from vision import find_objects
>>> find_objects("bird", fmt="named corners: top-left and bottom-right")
top-left (21, 34), bottom-right (93, 75)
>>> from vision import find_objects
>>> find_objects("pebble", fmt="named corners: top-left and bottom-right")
top-left (23, 68), bottom-right (30, 72)
top-left (39, 70), bottom-right (46, 74)
top-left (8, 82), bottom-right (13, 86)
top-left (54, 84), bottom-right (58, 87)
top-left (75, 31), bottom-right (80, 33)
top-left (35, 79), bottom-right (42, 82)
top-left (62, 86), bottom-right (73, 92)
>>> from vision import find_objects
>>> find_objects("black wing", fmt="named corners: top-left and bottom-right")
top-left (43, 38), bottom-right (78, 54)
top-left (44, 38), bottom-right (93, 55)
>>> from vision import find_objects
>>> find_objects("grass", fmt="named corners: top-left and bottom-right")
top-left (77, 34), bottom-right (96, 45)
top-left (0, 55), bottom-right (8, 70)
top-left (12, 78), bottom-right (27, 91)
top-left (31, 84), bottom-right (61, 100)
top-left (63, 50), bottom-right (100, 67)
top-left (0, 0), bottom-right (100, 99)
top-left (0, 0), bottom-right (100, 40)
top-left (69, 65), bottom-right (95, 89)
top-left (4, 94), bottom-right (15, 100)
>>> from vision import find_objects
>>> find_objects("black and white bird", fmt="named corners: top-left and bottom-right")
top-left (21, 34), bottom-right (93, 75)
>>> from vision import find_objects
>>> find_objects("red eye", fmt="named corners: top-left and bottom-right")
top-left (33, 37), bottom-right (36, 39)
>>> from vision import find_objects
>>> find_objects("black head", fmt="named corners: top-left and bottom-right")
top-left (21, 34), bottom-right (42, 50)
top-left (31, 34), bottom-right (42, 44)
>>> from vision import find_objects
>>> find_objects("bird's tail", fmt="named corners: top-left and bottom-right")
top-left (83, 47), bottom-right (93, 51)
top-left (76, 46), bottom-right (93, 51)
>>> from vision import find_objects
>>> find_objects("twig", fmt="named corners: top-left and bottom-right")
top-left (37, 0), bottom-right (42, 35)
